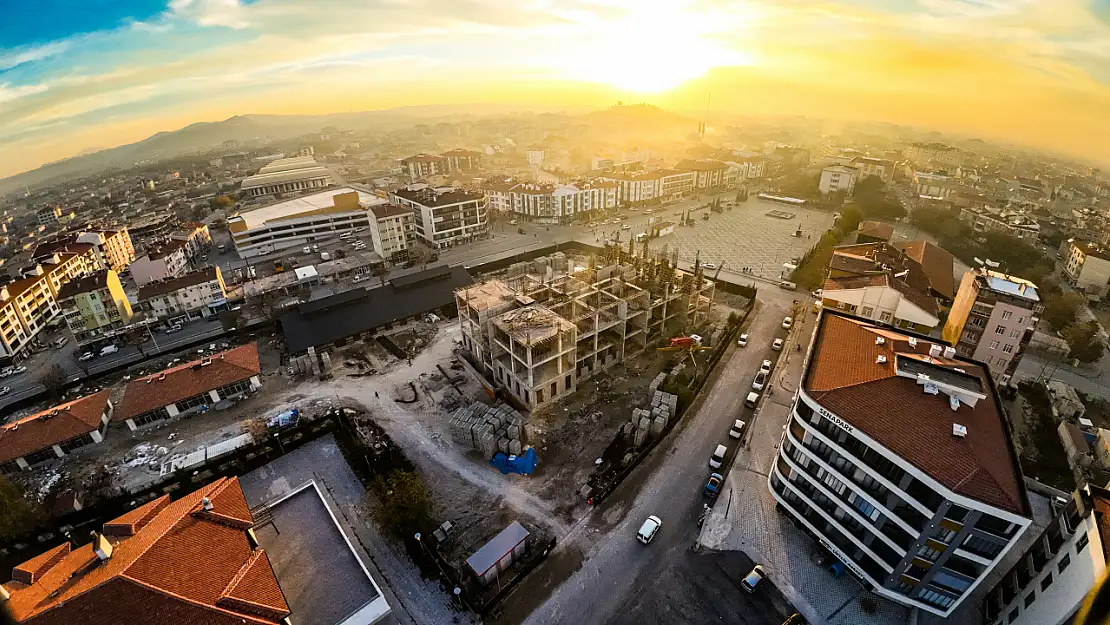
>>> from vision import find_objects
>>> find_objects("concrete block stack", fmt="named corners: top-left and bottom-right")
top-left (446, 400), bottom-right (527, 459)
top-left (647, 372), bottom-right (666, 396)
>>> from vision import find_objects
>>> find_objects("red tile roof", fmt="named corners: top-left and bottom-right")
top-left (12, 544), bottom-right (71, 585)
top-left (804, 313), bottom-right (1029, 515)
top-left (857, 220), bottom-right (894, 241)
top-left (898, 239), bottom-right (956, 299)
top-left (136, 266), bottom-right (222, 301)
top-left (114, 344), bottom-right (260, 421)
top-left (3, 477), bottom-right (289, 625)
top-left (0, 391), bottom-right (111, 464)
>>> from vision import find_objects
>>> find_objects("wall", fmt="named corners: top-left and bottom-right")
top-left (1007, 514), bottom-right (1106, 625)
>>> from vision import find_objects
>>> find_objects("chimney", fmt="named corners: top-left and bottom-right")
top-left (93, 533), bottom-right (113, 562)
top-left (929, 344), bottom-right (942, 357)
top-left (876, 355), bottom-right (887, 364)
top-left (943, 346), bottom-right (956, 358)
top-left (908, 337), bottom-right (918, 348)
top-left (201, 497), bottom-right (214, 511)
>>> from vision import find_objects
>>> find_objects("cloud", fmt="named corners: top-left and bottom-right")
top-left (0, 41), bottom-right (70, 71)
top-left (168, 0), bottom-right (252, 29)
top-left (0, 83), bottom-right (49, 103)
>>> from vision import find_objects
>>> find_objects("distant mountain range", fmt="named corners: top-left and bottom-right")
top-left (0, 103), bottom-right (597, 196)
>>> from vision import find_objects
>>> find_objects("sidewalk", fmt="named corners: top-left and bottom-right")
top-left (698, 307), bottom-right (909, 625)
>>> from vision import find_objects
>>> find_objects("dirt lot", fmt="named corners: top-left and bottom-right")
top-left (1008, 382), bottom-right (1076, 492)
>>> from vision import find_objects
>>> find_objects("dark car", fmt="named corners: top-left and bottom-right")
top-left (704, 472), bottom-right (723, 497)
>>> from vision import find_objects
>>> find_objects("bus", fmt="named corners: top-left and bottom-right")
top-left (757, 192), bottom-right (807, 207)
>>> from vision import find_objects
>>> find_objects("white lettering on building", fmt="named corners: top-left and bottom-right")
top-left (818, 406), bottom-right (855, 434)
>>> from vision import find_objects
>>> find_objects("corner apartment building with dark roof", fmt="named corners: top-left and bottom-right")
top-left (389, 184), bottom-right (488, 249)
top-left (769, 311), bottom-right (1033, 617)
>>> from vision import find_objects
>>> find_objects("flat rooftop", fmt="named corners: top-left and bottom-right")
top-left (457, 280), bottom-right (518, 312)
top-left (232, 187), bottom-right (388, 231)
top-left (251, 482), bottom-right (389, 625)
top-left (803, 312), bottom-right (1030, 516)
top-left (980, 270), bottom-right (1040, 302)
top-left (494, 305), bottom-right (575, 345)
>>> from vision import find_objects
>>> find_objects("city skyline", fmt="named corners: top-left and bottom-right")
top-left (2, 0), bottom-right (1110, 179)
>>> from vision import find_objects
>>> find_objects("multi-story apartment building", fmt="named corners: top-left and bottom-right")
top-left (369, 203), bottom-right (415, 262)
top-left (820, 165), bottom-right (860, 195)
top-left (401, 154), bottom-right (447, 181)
top-left (598, 170), bottom-right (664, 205)
top-left (0, 299), bottom-right (31, 364)
top-left (657, 170), bottom-right (696, 201)
top-left (914, 171), bottom-right (957, 200)
top-left (771, 312), bottom-right (1033, 617)
top-left (820, 243), bottom-right (943, 331)
top-left (482, 180), bottom-right (620, 224)
top-left (674, 159), bottom-right (728, 190)
top-left (75, 229), bottom-right (135, 271)
top-left (169, 221), bottom-right (212, 260)
top-left (1, 274), bottom-right (60, 347)
top-left (36, 206), bottom-right (62, 227)
top-left (943, 269), bottom-right (1042, 382)
top-left (57, 270), bottom-right (133, 345)
top-left (1063, 239), bottom-right (1110, 301)
top-left (441, 148), bottom-right (482, 173)
top-left (129, 240), bottom-right (189, 288)
top-left (982, 485), bottom-right (1110, 625)
top-left (851, 157), bottom-right (896, 184)
top-left (228, 188), bottom-right (388, 259)
top-left (239, 155), bottom-right (333, 197)
top-left (137, 267), bottom-right (228, 324)
top-left (390, 185), bottom-right (488, 249)
top-left (960, 207), bottom-right (1041, 242)
top-left (906, 142), bottom-right (964, 167)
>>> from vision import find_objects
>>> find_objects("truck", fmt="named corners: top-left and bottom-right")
top-left (320, 252), bottom-right (331, 262)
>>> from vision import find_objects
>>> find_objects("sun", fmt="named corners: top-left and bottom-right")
top-left (561, 1), bottom-right (757, 94)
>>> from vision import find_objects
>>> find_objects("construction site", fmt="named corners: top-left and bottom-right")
top-left (455, 244), bottom-right (716, 411)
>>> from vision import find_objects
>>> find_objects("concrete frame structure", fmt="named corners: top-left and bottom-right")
top-left (943, 268), bottom-right (1042, 382)
top-left (982, 486), bottom-right (1110, 625)
top-left (769, 312), bottom-right (1033, 618)
top-left (456, 253), bottom-right (714, 409)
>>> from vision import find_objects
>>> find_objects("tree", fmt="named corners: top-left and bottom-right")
top-left (0, 476), bottom-right (45, 544)
top-left (1043, 292), bottom-right (1085, 332)
top-left (214, 194), bottom-right (235, 207)
top-left (1062, 321), bottom-right (1105, 363)
top-left (372, 265), bottom-right (389, 287)
top-left (38, 363), bottom-right (67, 400)
top-left (837, 205), bottom-right (864, 235)
top-left (125, 326), bottom-right (150, 357)
top-left (369, 470), bottom-right (431, 537)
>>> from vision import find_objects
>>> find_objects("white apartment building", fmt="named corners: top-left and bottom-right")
top-left (239, 156), bottom-right (333, 197)
top-left (483, 180), bottom-right (619, 224)
top-left (401, 154), bottom-right (446, 181)
top-left (597, 170), bottom-right (686, 205)
top-left (771, 312), bottom-right (1033, 617)
top-left (129, 240), bottom-right (189, 288)
top-left (982, 486), bottom-right (1110, 625)
top-left (852, 157), bottom-right (896, 184)
top-left (914, 172), bottom-right (957, 200)
top-left (906, 142), bottom-right (963, 166)
top-left (675, 160), bottom-right (729, 190)
top-left (390, 185), bottom-right (488, 249)
top-left (1063, 239), bottom-right (1110, 301)
top-left (820, 165), bottom-right (860, 195)
top-left (369, 204), bottom-right (415, 262)
top-left (75, 229), bottom-right (135, 271)
top-left (137, 267), bottom-right (228, 324)
top-left (169, 221), bottom-right (212, 260)
top-left (228, 188), bottom-right (389, 259)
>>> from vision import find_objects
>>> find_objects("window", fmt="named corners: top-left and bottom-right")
top-left (1078, 533), bottom-right (1090, 552)
top-left (880, 311), bottom-right (893, 323)
top-left (945, 505), bottom-right (970, 522)
top-left (1009, 329), bottom-right (1019, 339)
top-left (1017, 316), bottom-right (1024, 324)
top-left (1024, 592), bottom-right (1035, 608)
top-left (995, 325), bottom-right (1006, 335)
top-left (1059, 553), bottom-right (1071, 572)
top-left (932, 571), bottom-right (972, 594)
top-left (1041, 573), bottom-right (1053, 590)
top-left (1008, 608), bottom-right (1020, 624)
top-left (989, 341), bottom-right (999, 349)
top-left (999, 310), bottom-right (1012, 320)
top-left (862, 306), bottom-right (874, 317)
top-left (1002, 344), bottom-right (1014, 354)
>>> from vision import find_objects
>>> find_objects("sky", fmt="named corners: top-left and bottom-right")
top-left (2, 0), bottom-right (1110, 178)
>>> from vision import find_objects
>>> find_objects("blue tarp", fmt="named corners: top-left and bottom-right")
top-left (490, 448), bottom-right (538, 475)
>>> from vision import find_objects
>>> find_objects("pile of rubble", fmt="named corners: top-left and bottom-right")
top-left (622, 390), bottom-right (679, 447)
top-left (448, 401), bottom-right (526, 458)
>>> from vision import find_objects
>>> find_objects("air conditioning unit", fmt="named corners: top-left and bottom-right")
top-left (876, 355), bottom-right (887, 364)
top-left (929, 344), bottom-right (942, 357)
top-left (952, 423), bottom-right (968, 438)
top-left (943, 346), bottom-right (956, 358)
top-left (875, 337), bottom-right (886, 345)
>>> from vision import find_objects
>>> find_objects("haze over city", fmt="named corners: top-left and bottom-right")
top-left (3, 0), bottom-right (1110, 178)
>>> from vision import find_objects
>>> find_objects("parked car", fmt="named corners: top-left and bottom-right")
top-left (508, 219), bottom-right (518, 225)
top-left (745, 392), bottom-right (760, 408)
top-left (8, 366), bottom-right (26, 375)
top-left (704, 473), bottom-right (723, 497)
top-left (729, 419), bottom-right (746, 439)
top-left (752, 370), bottom-right (768, 391)
top-left (53, 336), bottom-right (69, 349)
top-left (811, 288), bottom-right (823, 299)
top-left (165, 324), bottom-right (183, 334)
top-left (737, 333), bottom-right (748, 347)
top-left (704, 262), bottom-right (717, 270)
top-left (760, 359), bottom-right (772, 374)
top-left (636, 515), bottom-right (662, 544)
top-left (99, 344), bottom-right (119, 356)
top-left (621, 224), bottom-right (631, 230)
top-left (709, 444), bottom-right (727, 469)
top-left (782, 316), bottom-right (793, 329)
top-left (772, 338), bottom-right (784, 351)
top-left (78, 352), bottom-right (96, 362)
top-left (741, 565), bottom-right (766, 593)
top-left (0, 386), bottom-right (10, 396)
top-left (0, 368), bottom-right (10, 378)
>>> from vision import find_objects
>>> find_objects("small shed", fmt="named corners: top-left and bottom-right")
top-left (1059, 421), bottom-right (1094, 470)
top-left (466, 521), bottom-right (529, 586)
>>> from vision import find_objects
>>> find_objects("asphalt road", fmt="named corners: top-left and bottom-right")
top-left (504, 287), bottom-right (801, 625)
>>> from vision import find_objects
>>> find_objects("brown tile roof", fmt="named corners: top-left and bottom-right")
top-left (803, 313), bottom-right (1029, 515)
top-left (0, 391), bottom-right (111, 464)
top-left (829, 251), bottom-right (882, 275)
top-left (114, 343), bottom-right (260, 421)
top-left (2, 477), bottom-right (290, 624)
top-left (57, 270), bottom-right (111, 301)
top-left (371, 203), bottom-right (412, 219)
top-left (104, 496), bottom-right (170, 537)
top-left (2, 274), bottom-right (47, 299)
top-left (898, 240), bottom-right (956, 299)
top-left (857, 220), bottom-right (894, 241)
top-left (12, 544), bottom-right (71, 585)
top-left (137, 266), bottom-right (221, 301)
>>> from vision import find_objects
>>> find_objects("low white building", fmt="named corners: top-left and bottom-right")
top-left (1063, 239), bottom-right (1110, 301)
top-left (914, 171), bottom-right (957, 200)
top-left (369, 203), bottom-right (415, 262)
top-left (820, 165), bottom-right (860, 195)
top-left (482, 180), bottom-right (619, 224)
top-left (129, 240), bottom-right (190, 288)
top-left (137, 266), bottom-right (228, 324)
top-left (240, 156), bottom-right (333, 197)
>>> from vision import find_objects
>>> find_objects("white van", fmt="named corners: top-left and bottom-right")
top-left (53, 336), bottom-right (69, 349)
top-left (745, 391), bottom-right (760, 408)
top-left (778, 280), bottom-right (797, 291)
top-left (709, 444), bottom-right (727, 469)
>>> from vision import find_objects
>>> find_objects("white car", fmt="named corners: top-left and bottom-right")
top-left (704, 262), bottom-right (717, 270)
top-left (741, 565), bottom-right (766, 593)
top-left (812, 288), bottom-right (823, 299)
top-left (729, 419), bottom-right (747, 439)
top-left (8, 366), bottom-right (26, 375)
top-left (637, 515), bottom-right (662, 544)
top-left (621, 224), bottom-right (631, 230)
top-left (782, 316), bottom-right (793, 330)
top-left (0, 369), bottom-right (10, 378)
top-left (737, 333), bottom-right (748, 347)
top-left (99, 344), bottom-right (119, 356)
top-left (760, 359), bottom-right (772, 374)
top-left (772, 338), bottom-right (784, 351)
top-left (165, 324), bottom-right (183, 334)
top-left (752, 370), bottom-right (768, 391)
top-left (0, 386), bottom-right (10, 396)
top-left (78, 352), bottom-right (96, 362)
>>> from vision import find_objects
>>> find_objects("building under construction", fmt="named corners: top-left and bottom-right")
top-left (455, 244), bottom-right (714, 410)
